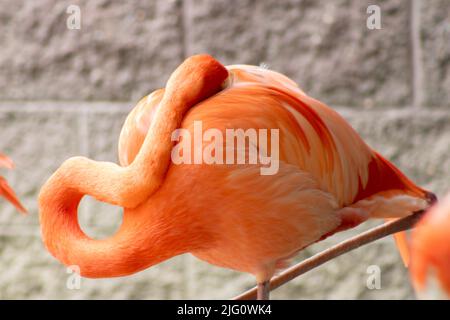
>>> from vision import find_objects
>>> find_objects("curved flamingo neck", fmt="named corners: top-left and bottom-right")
top-left (39, 55), bottom-right (228, 277)
top-left (40, 184), bottom-right (192, 278)
top-left (46, 55), bottom-right (228, 209)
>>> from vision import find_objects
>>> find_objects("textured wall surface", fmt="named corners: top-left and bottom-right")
top-left (0, 0), bottom-right (449, 299)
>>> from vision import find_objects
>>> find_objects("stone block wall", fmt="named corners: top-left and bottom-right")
top-left (0, 0), bottom-right (448, 299)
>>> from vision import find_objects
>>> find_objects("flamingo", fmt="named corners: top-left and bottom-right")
top-left (411, 193), bottom-right (450, 299)
top-left (0, 153), bottom-right (26, 213)
top-left (39, 55), bottom-right (435, 299)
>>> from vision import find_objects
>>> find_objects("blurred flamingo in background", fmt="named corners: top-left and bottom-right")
top-left (0, 153), bottom-right (26, 213)
top-left (39, 55), bottom-right (435, 299)
top-left (411, 193), bottom-right (450, 299)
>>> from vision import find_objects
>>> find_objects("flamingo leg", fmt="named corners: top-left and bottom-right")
top-left (257, 280), bottom-right (270, 300)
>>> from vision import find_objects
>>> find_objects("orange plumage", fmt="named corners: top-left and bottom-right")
top-left (0, 153), bottom-right (26, 213)
top-left (39, 55), bottom-right (433, 294)
top-left (411, 193), bottom-right (450, 299)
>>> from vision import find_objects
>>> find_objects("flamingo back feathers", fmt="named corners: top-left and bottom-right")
top-left (120, 64), bottom-right (429, 213)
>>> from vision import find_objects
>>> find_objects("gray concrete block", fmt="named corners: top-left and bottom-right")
top-left (185, 0), bottom-right (413, 107)
top-left (421, 0), bottom-right (450, 107)
top-left (0, 0), bottom-right (183, 101)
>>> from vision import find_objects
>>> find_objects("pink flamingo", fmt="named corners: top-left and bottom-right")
top-left (39, 55), bottom-right (434, 299)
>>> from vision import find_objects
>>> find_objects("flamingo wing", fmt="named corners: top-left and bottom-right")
top-left (227, 65), bottom-right (428, 207)
top-left (187, 159), bottom-right (341, 282)
top-left (227, 66), bottom-right (431, 251)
